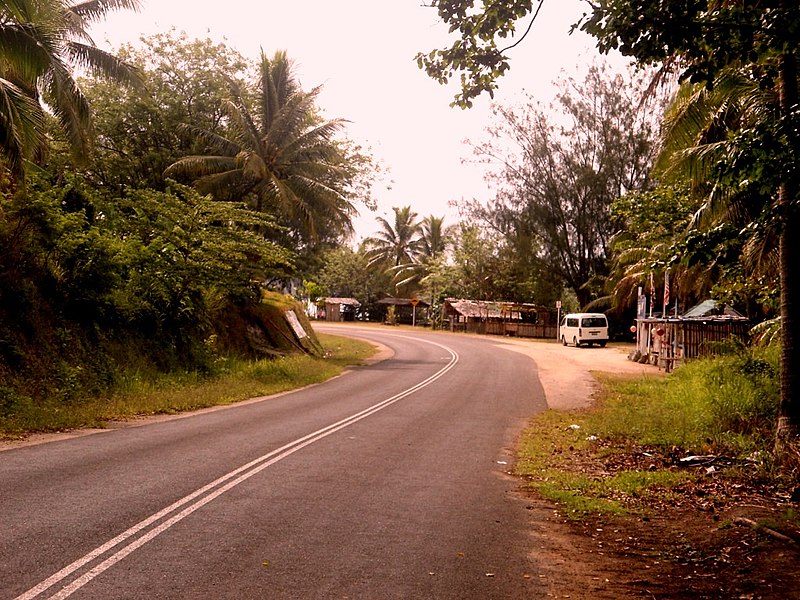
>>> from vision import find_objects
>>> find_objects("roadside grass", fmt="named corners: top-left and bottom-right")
top-left (515, 408), bottom-right (694, 518)
top-left (0, 333), bottom-right (376, 437)
top-left (516, 344), bottom-right (790, 520)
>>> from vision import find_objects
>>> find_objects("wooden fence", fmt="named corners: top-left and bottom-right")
top-left (449, 320), bottom-right (558, 339)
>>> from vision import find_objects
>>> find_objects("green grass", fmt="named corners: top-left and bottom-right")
top-left (516, 344), bottom-right (784, 518)
top-left (0, 333), bottom-right (376, 437)
top-left (587, 345), bottom-right (779, 454)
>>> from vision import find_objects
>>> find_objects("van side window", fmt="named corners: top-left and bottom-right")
top-left (581, 317), bottom-right (607, 328)
top-left (566, 318), bottom-right (578, 327)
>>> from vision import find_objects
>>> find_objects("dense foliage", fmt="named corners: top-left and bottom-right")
top-left (0, 9), bottom-right (376, 415)
top-left (0, 0), bottom-right (143, 178)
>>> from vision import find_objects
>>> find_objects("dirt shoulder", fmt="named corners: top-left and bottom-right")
top-left (494, 338), bottom-right (658, 410)
top-left (492, 338), bottom-right (800, 600)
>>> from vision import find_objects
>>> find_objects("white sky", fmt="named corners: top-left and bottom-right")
top-left (90, 0), bottom-right (617, 243)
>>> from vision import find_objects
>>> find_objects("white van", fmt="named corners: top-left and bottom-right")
top-left (560, 313), bottom-right (609, 347)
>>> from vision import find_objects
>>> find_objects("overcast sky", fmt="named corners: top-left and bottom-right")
top-left (91, 0), bottom-right (617, 242)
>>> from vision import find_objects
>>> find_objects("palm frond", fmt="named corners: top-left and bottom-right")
top-left (191, 168), bottom-right (247, 197)
top-left (164, 155), bottom-right (238, 179)
top-left (0, 76), bottom-right (45, 175)
top-left (259, 49), bottom-right (298, 131)
top-left (750, 317), bottom-right (780, 347)
top-left (41, 57), bottom-right (93, 160)
top-left (68, 0), bottom-right (141, 23)
top-left (175, 122), bottom-right (242, 157)
top-left (64, 41), bottom-right (144, 89)
top-left (0, 23), bottom-right (57, 83)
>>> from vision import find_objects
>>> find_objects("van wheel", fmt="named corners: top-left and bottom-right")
top-left (561, 336), bottom-right (567, 346)
top-left (573, 337), bottom-right (580, 348)
top-left (599, 341), bottom-right (607, 348)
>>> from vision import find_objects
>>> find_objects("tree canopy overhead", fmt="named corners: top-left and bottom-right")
top-left (417, 0), bottom-right (545, 108)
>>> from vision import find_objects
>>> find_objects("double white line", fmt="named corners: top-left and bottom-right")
top-left (17, 336), bottom-right (458, 600)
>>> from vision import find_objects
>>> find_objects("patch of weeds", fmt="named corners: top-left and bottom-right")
top-left (534, 480), bottom-right (627, 518)
top-left (607, 470), bottom-right (691, 499)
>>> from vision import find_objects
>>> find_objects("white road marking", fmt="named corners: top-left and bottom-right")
top-left (16, 335), bottom-right (458, 600)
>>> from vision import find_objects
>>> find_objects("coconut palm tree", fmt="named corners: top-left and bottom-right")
top-left (389, 214), bottom-right (451, 289)
top-left (0, 0), bottom-right (143, 178)
top-left (655, 55), bottom-right (800, 447)
top-left (419, 215), bottom-right (449, 260)
top-left (365, 206), bottom-right (423, 268)
top-left (164, 50), bottom-right (355, 246)
top-left (364, 206), bottom-right (425, 295)
top-left (656, 67), bottom-right (783, 290)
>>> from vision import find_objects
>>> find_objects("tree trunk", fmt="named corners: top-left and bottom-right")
top-left (776, 49), bottom-right (800, 452)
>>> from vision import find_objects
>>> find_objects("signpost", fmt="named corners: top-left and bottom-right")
top-left (555, 300), bottom-right (562, 341)
top-left (410, 297), bottom-right (419, 326)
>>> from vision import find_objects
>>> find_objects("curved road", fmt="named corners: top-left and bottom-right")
top-left (2, 326), bottom-right (549, 599)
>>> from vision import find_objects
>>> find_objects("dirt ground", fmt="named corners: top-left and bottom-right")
top-left (498, 338), bottom-right (800, 600)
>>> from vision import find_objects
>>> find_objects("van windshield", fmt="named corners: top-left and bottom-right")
top-left (582, 317), bottom-right (607, 328)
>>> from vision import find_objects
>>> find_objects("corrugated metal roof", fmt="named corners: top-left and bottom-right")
top-left (375, 297), bottom-right (430, 307)
top-left (446, 299), bottom-right (504, 319)
top-left (683, 299), bottom-right (745, 319)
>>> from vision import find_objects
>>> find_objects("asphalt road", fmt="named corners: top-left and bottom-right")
top-left (1, 326), bottom-right (549, 599)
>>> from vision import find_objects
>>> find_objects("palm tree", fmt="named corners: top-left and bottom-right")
top-left (364, 206), bottom-right (424, 295)
top-left (419, 215), bottom-right (449, 260)
top-left (164, 50), bottom-right (355, 245)
top-left (656, 67), bottom-right (782, 292)
top-left (0, 0), bottom-right (143, 178)
top-left (390, 214), bottom-right (450, 290)
top-left (365, 206), bottom-right (422, 268)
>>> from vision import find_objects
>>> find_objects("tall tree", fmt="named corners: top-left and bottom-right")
top-left (419, 215), bottom-right (449, 260)
top-left (364, 205), bottom-right (423, 268)
top-left (364, 205), bottom-right (424, 295)
top-left (449, 223), bottom-right (501, 300)
top-left (0, 0), bottom-right (142, 178)
top-left (390, 214), bottom-right (451, 292)
top-left (165, 50), bottom-right (356, 249)
top-left (470, 63), bottom-right (658, 307)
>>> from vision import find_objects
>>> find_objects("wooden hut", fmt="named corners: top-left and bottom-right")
top-left (319, 297), bottom-right (361, 322)
top-left (632, 300), bottom-right (749, 371)
top-left (443, 298), bottom-right (556, 338)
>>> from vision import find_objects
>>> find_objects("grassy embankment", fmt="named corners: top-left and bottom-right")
top-left (515, 342), bottom-right (798, 522)
top-left (0, 333), bottom-right (376, 438)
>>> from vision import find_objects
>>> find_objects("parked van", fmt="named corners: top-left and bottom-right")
top-left (560, 313), bottom-right (609, 347)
